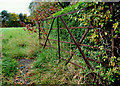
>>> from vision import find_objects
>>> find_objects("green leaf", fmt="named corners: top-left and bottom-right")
top-left (113, 22), bottom-right (119, 31)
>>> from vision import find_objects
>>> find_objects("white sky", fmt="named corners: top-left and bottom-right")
top-left (0, 0), bottom-right (33, 16)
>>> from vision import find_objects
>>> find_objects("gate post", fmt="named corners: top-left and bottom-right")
top-left (57, 17), bottom-right (61, 63)
top-left (38, 21), bottom-right (41, 39)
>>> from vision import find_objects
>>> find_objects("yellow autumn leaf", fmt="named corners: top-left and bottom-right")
top-left (82, 19), bottom-right (85, 21)
top-left (78, 18), bottom-right (82, 21)
top-left (112, 67), bottom-right (117, 71)
top-left (84, 23), bottom-right (87, 25)
top-left (96, 35), bottom-right (99, 37)
top-left (83, 14), bottom-right (85, 17)
top-left (105, 32), bottom-right (107, 35)
top-left (111, 62), bottom-right (115, 66)
top-left (48, 21), bottom-right (50, 24)
top-left (106, 17), bottom-right (108, 20)
top-left (113, 22), bottom-right (119, 31)
top-left (38, 17), bottom-right (41, 20)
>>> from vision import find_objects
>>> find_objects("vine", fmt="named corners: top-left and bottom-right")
top-left (22, 2), bottom-right (120, 85)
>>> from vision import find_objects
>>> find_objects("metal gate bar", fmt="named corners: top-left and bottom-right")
top-left (66, 28), bottom-right (89, 65)
top-left (36, 3), bottom-right (117, 84)
top-left (48, 39), bottom-right (111, 51)
top-left (43, 18), bottom-right (56, 48)
top-left (41, 22), bottom-right (51, 46)
top-left (60, 16), bottom-right (94, 70)
top-left (57, 17), bottom-right (61, 63)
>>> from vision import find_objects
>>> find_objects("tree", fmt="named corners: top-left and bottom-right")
top-left (6, 13), bottom-right (19, 27)
top-left (10, 13), bottom-right (19, 21)
top-left (19, 13), bottom-right (24, 22)
top-left (28, 2), bottom-right (40, 16)
top-left (25, 2), bottom-right (61, 33)
top-left (1, 10), bottom-right (10, 27)
top-left (23, 14), bottom-right (27, 22)
top-left (28, 2), bottom-right (63, 18)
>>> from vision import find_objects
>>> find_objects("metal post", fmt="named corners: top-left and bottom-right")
top-left (57, 17), bottom-right (61, 63)
top-left (66, 28), bottom-right (89, 65)
top-left (60, 16), bottom-right (93, 70)
top-left (41, 22), bottom-right (51, 46)
top-left (44, 18), bottom-right (55, 48)
top-left (38, 21), bottom-right (41, 47)
top-left (38, 21), bottom-right (41, 39)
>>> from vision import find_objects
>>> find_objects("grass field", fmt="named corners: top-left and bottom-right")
top-left (1, 27), bottom-right (85, 84)
top-left (1, 27), bottom-right (40, 84)
top-left (2, 27), bottom-right (40, 59)
top-left (1, 27), bottom-right (102, 85)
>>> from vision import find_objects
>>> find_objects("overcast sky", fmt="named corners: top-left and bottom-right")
top-left (0, 0), bottom-right (32, 16)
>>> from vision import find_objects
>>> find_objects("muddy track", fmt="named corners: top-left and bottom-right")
top-left (14, 59), bottom-right (35, 85)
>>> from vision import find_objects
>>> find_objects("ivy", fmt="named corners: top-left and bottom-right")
top-left (24, 2), bottom-right (120, 85)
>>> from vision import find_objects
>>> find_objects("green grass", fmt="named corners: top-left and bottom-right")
top-left (27, 47), bottom-right (85, 84)
top-left (1, 27), bottom-right (106, 85)
top-left (1, 27), bottom-right (41, 84)
top-left (2, 57), bottom-right (18, 77)
top-left (1, 27), bottom-right (86, 84)
top-left (0, 59), bottom-right (2, 86)
top-left (2, 27), bottom-right (40, 59)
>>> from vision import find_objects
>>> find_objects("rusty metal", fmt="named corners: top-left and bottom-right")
top-left (43, 18), bottom-right (56, 48)
top-left (57, 17), bottom-right (61, 63)
top-left (60, 16), bottom-right (94, 70)
top-left (42, 39), bottom-right (109, 67)
top-left (38, 21), bottom-right (41, 39)
top-left (48, 39), bottom-right (111, 51)
top-left (36, 3), bottom-right (117, 84)
top-left (61, 57), bottom-right (85, 69)
top-left (40, 42), bottom-right (71, 54)
top-left (66, 28), bottom-right (89, 65)
top-left (59, 17), bottom-right (102, 84)
top-left (80, 29), bottom-right (90, 43)
top-left (41, 22), bottom-right (51, 46)
top-left (41, 4), bottom-right (102, 21)
top-left (86, 57), bottom-right (109, 67)
top-left (49, 39), bottom-right (75, 44)
top-left (52, 26), bottom-right (94, 30)
top-left (41, 9), bottom-right (81, 21)
top-left (42, 38), bottom-right (109, 67)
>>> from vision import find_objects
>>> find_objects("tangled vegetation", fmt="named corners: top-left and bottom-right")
top-left (1, 2), bottom-right (120, 85)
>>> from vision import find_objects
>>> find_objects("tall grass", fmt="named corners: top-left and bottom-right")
top-left (2, 27), bottom-right (40, 59)
top-left (1, 27), bottom-right (102, 84)
top-left (30, 48), bottom-right (85, 84)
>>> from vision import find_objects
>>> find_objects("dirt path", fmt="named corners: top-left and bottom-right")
top-left (14, 59), bottom-right (35, 85)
